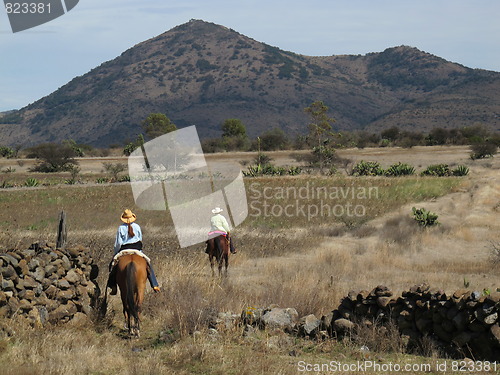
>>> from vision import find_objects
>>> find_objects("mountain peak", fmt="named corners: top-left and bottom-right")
top-left (1, 21), bottom-right (499, 147)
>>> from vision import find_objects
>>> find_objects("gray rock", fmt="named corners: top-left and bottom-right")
top-left (299, 314), bottom-right (321, 337)
top-left (1, 265), bottom-right (17, 280)
top-left (333, 318), bottom-right (355, 333)
top-left (44, 264), bottom-right (57, 276)
top-left (61, 255), bottom-right (72, 271)
top-left (32, 267), bottom-right (45, 282)
top-left (57, 289), bottom-right (75, 302)
top-left (23, 275), bottom-right (38, 289)
top-left (261, 307), bottom-right (299, 330)
top-left (0, 254), bottom-right (18, 268)
top-left (58, 279), bottom-right (71, 290)
top-left (471, 291), bottom-right (482, 301)
top-left (1, 279), bottom-right (14, 291)
top-left (48, 302), bottom-right (77, 323)
top-left (484, 313), bottom-right (498, 325)
top-left (65, 269), bottom-right (80, 284)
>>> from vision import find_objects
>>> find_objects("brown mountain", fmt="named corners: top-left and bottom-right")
top-left (1, 19), bottom-right (499, 147)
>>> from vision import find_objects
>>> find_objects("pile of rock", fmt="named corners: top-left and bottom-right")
top-left (238, 284), bottom-right (500, 360)
top-left (328, 284), bottom-right (500, 360)
top-left (0, 242), bottom-right (100, 327)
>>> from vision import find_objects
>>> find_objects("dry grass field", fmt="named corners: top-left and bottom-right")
top-left (0, 146), bottom-right (499, 374)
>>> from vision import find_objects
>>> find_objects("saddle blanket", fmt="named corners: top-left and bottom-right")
top-left (208, 230), bottom-right (227, 239)
top-left (111, 249), bottom-right (151, 268)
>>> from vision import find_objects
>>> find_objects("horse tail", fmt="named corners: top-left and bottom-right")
top-left (214, 237), bottom-right (223, 260)
top-left (126, 262), bottom-right (140, 322)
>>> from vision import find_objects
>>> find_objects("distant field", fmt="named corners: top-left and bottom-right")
top-left (0, 146), bottom-right (498, 374)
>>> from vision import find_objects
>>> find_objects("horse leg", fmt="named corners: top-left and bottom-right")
top-left (209, 254), bottom-right (215, 277)
top-left (224, 252), bottom-right (228, 277)
top-left (218, 253), bottom-right (224, 277)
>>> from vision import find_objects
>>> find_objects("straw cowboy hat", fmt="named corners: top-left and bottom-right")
top-left (121, 209), bottom-right (137, 223)
top-left (211, 207), bottom-right (223, 214)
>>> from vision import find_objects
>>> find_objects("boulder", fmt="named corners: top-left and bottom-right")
top-left (48, 302), bottom-right (78, 323)
top-left (333, 318), bottom-right (355, 334)
top-left (23, 275), bottom-right (38, 289)
top-left (0, 253), bottom-right (19, 268)
top-left (298, 314), bottom-right (321, 337)
top-left (1, 279), bottom-right (14, 291)
top-left (65, 269), bottom-right (81, 284)
top-left (261, 307), bottom-right (298, 330)
top-left (1, 265), bottom-right (17, 280)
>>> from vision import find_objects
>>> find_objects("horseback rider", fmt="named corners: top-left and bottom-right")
top-left (207, 207), bottom-right (236, 254)
top-left (107, 209), bottom-right (161, 295)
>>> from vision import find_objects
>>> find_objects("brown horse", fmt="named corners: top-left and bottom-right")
top-left (115, 254), bottom-right (148, 336)
top-left (206, 235), bottom-right (230, 277)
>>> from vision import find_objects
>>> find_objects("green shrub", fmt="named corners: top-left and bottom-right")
top-left (412, 207), bottom-right (439, 227)
top-left (470, 141), bottom-right (497, 160)
top-left (0, 146), bottom-right (15, 158)
top-left (287, 166), bottom-right (302, 176)
top-left (385, 162), bottom-right (415, 177)
top-left (352, 161), bottom-right (385, 176)
top-left (452, 165), bottom-right (469, 176)
top-left (243, 163), bottom-right (301, 177)
top-left (2, 167), bottom-right (16, 173)
top-left (25, 178), bottom-right (39, 187)
top-left (420, 164), bottom-right (451, 177)
top-left (102, 162), bottom-right (126, 182)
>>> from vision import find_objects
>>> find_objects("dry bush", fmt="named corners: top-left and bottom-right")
top-left (379, 214), bottom-right (421, 248)
top-left (353, 319), bottom-right (406, 354)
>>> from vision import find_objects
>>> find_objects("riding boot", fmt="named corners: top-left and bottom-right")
top-left (107, 265), bottom-right (118, 295)
top-left (229, 238), bottom-right (237, 254)
top-left (147, 263), bottom-right (161, 292)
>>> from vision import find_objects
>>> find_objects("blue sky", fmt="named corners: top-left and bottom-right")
top-left (1, 0), bottom-right (499, 111)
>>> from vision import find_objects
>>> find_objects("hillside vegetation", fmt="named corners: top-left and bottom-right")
top-left (0, 20), bottom-right (499, 147)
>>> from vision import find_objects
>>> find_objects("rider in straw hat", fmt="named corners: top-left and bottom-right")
top-left (107, 209), bottom-right (161, 295)
top-left (207, 207), bottom-right (236, 254)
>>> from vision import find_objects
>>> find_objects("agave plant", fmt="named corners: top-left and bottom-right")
top-left (25, 177), bottom-right (39, 187)
top-left (452, 165), bottom-right (469, 176)
top-left (420, 164), bottom-right (451, 177)
top-left (385, 162), bottom-right (415, 177)
top-left (351, 160), bottom-right (385, 176)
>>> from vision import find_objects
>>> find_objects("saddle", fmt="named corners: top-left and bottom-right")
top-left (111, 249), bottom-right (151, 268)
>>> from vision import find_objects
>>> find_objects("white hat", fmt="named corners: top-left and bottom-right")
top-left (212, 207), bottom-right (223, 214)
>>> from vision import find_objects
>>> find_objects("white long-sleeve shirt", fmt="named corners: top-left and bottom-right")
top-left (210, 214), bottom-right (231, 233)
top-left (114, 222), bottom-right (142, 254)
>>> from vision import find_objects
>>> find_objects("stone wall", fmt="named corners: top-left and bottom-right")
top-left (0, 242), bottom-right (100, 327)
top-left (241, 283), bottom-right (500, 360)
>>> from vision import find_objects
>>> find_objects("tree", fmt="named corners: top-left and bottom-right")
top-left (123, 134), bottom-right (145, 156)
top-left (304, 101), bottom-right (337, 173)
top-left (258, 128), bottom-right (289, 151)
top-left (142, 113), bottom-right (177, 140)
top-left (27, 143), bottom-right (79, 172)
top-left (381, 126), bottom-right (400, 142)
top-left (222, 118), bottom-right (247, 138)
top-left (220, 118), bottom-right (249, 151)
top-left (304, 101), bottom-right (336, 148)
